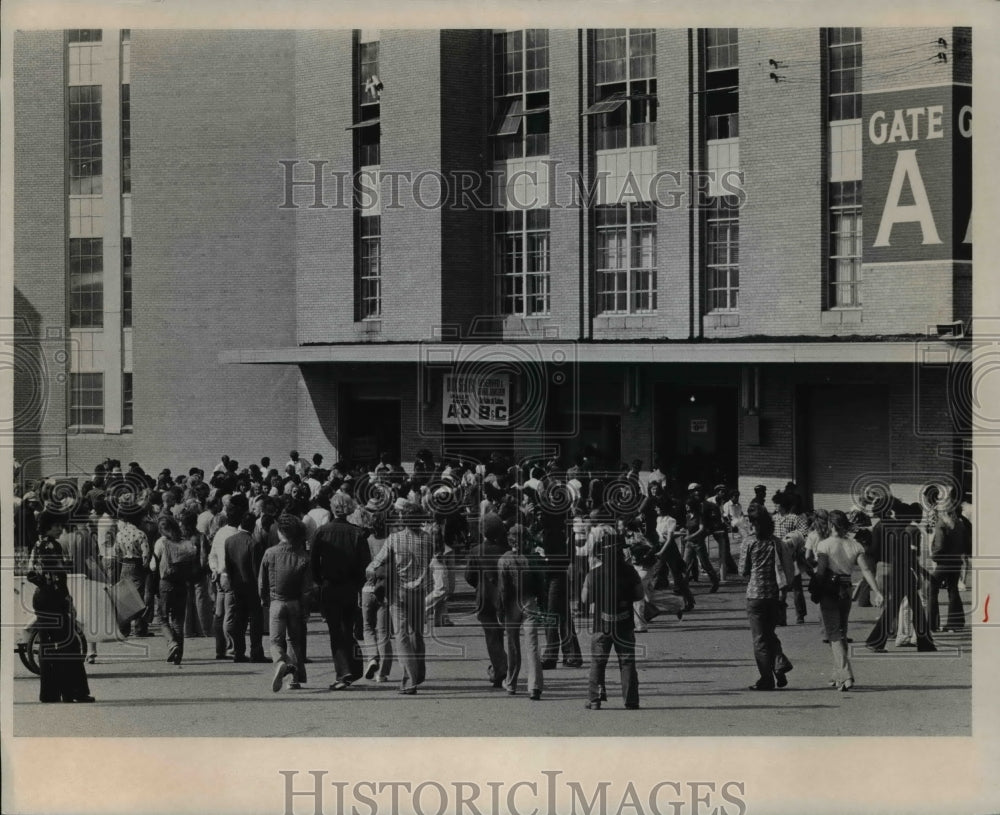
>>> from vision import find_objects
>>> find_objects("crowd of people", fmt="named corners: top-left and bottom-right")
top-left (13, 449), bottom-right (971, 708)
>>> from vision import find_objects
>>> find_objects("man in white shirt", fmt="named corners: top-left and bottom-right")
top-left (286, 451), bottom-right (308, 479)
top-left (209, 494), bottom-right (248, 659)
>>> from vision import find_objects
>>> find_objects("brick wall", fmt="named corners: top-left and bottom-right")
top-left (13, 32), bottom-right (70, 481)
top-left (294, 30), bottom-right (355, 345)
top-left (716, 29), bottom-right (825, 339)
top-left (546, 28), bottom-right (584, 340)
top-left (378, 30), bottom-right (443, 340)
top-left (127, 30), bottom-right (298, 474)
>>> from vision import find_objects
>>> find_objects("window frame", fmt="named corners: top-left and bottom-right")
top-left (705, 197), bottom-right (740, 313)
top-left (703, 28), bottom-right (739, 141)
top-left (587, 28), bottom-right (657, 151)
top-left (491, 29), bottom-right (550, 160)
top-left (122, 236), bottom-right (132, 328)
top-left (828, 184), bottom-right (863, 309)
top-left (494, 208), bottom-right (551, 318)
top-left (69, 372), bottom-right (104, 431)
top-left (68, 84), bottom-right (103, 195)
top-left (595, 202), bottom-right (658, 315)
top-left (69, 237), bottom-right (104, 328)
top-left (828, 28), bottom-right (862, 122)
top-left (357, 213), bottom-right (382, 321)
top-left (122, 371), bottom-right (134, 431)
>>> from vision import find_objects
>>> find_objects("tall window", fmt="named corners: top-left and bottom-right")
top-left (587, 29), bottom-right (656, 150)
top-left (122, 372), bottom-right (133, 430)
top-left (70, 372), bottom-right (104, 430)
top-left (357, 215), bottom-right (381, 319)
top-left (69, 85), bottom-right (102, 195)
top-left (595, 202), bottom-right (657, 314)
top-left (122, 237), bottom-right (132, 327)
top-left (121, 83), bottom-right (131, 193)
top-left (828, 28), bottom-right (862, 121)
top-left (704, 28), bottom-right (738, 139)
top-left (705, 197), bottom-right (739, 312)
top-left (492, 30), bottom-right (550, 160)
top-left (69, 238), bottom-right (103, 327)
top-left (495, 209), bottom-right (551, 317)
top-left (356, 35), bottom-right (381, 167)
top-left (827, 30), bottom-right (862, 308)
top-left (829, 181), bottom-right (862, 307)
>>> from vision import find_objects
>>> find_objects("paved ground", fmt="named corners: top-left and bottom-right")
top-left (12, 578), bottom-right (971, 737)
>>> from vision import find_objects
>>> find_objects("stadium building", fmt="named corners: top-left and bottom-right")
top-left (13, 26), bottom-right (973, 508)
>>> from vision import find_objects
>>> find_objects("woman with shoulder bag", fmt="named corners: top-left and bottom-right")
top-left (814, 510), bottom-right (883, 691)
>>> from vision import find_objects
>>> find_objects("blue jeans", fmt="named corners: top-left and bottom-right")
top-left (269, 599), bottom-right (306, 682)
top-left (588, 622), bottom-right (639, 707)
top-left (819, 581), bottom-right (854, 684)
top-left (389, 590), bottom-right (426, 690)
top-left (746, 598), bottom-right (790, 687)
top-left (223, 588), bottom-right (264, 659)
top-left (362, 589), bottom-right (393, 679)
top-left (159, 580), bottom-right (188, 660)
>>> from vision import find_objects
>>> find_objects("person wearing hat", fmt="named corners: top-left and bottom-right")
top-left (367, 500), bottom-right (434, 694)
top-left (749, 484), bottom-right (768, 510)
top-left (311, 491), bottom-right (371, 689)
top-left (260, 515), bottom-right (312, 692)
top-left (581, 534), bottom-right (642, 710)
top-left (27, 511), bottom-right (95, 703)
top-left (465, 512), bottom-right (509, 687)
top-left (498, 523), bottom-right (547, 699)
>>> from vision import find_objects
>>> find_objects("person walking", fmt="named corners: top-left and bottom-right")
top-left (367, 500), bottom-right (433, 695)
top-left (222, 513), bottom-right (270, 663)
top-left (150, 516), bottom-right (200, 665)
top-left (740, 504), bottom-right (795, 691)
top-left (498, 523), bottom-right (547, 699)
top-left (465, 513), bottom-right (509, 688)
top-left (208, 494), bottom-right (245, 660)
top-left (360, 513), bottom-right (393, 683)
top-left (260, 515), bottom-right (312, 692)
top-left (814, 510), bottom-right (884, 690)
top-left (180, 508), bottom-right (214, 640)
top-left (113, 499), bottom-right (154, 638)
top-left (581, 536), bottom-right (642, 710)
top-left (928, 495), bottom-right (966, 634)
top-left (311, 492), bottom-right (371, 690)
top-left (680, 494), bottom-right (720, 593)
top-left (27, 512), bottom-right (94, 703)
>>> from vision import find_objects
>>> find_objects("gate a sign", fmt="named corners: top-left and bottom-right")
top-left (863, 84), bottom-right (971, 263)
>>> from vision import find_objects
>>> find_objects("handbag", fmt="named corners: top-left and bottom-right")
top-left (104, 575), bottom-right (146, 624)
top-left (807, 570), bottom-right (834, 604)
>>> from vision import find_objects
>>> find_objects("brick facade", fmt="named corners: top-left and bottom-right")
top-left (12, 28), bottom-right (971, 510)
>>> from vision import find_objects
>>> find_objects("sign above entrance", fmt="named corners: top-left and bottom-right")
top-left (442, 373), bottom-right (510, 427)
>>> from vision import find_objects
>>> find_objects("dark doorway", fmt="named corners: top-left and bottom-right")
top-left (549, 412), bottom-right (622, 471)
top-left (342, 398), bottom-right (401, 469)
top-left (655, 384), bottom-right (738, 489)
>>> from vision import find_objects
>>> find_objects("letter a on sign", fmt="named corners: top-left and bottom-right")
top-left (873, 149), bottom-right (942, 247)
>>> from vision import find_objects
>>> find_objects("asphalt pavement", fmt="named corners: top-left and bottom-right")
top-left (12, 576), bottom-right (972, 737)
